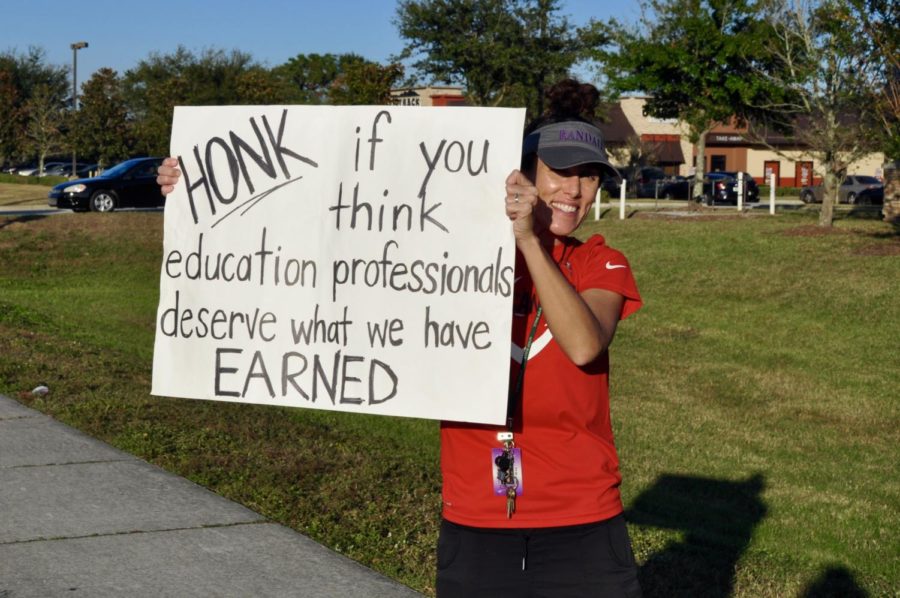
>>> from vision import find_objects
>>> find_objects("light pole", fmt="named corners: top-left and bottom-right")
top-left (70, 41), bottom-right (88, 177)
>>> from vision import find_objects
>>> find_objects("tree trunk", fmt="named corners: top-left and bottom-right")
top-left (819, 168), bottom-right (838, 227)
top-left (882, 161), bottom-right (899, 224)
top-left (692, 127), bottom-right (709, 209)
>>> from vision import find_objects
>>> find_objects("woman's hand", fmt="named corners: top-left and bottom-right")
top-left (505, 169), bottom-right (539, 244)
top-left (156, 157), bottom-right (181, 196)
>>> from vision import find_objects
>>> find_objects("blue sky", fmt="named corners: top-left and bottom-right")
top-left (4, 0), bottom-right (640, 85)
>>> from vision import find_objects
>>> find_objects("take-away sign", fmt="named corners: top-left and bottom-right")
top-left (151, 105), bottom-right (525, 425)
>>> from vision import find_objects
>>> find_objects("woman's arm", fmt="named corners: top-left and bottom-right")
top-left (505, 170), bottom-right (624, 366)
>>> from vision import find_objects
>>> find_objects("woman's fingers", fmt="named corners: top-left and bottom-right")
top-left (505, 169), bottom-right (537, 219)
top-left (157, 157), bottom-right (182, 196)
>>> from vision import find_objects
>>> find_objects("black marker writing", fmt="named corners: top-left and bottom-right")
top-left (179, 109), bottom-right (319, 225)
top-left (163, 228), bottom-right (317, 287)
top-left (424, 306), bottom-right (491, 350)
top-left (368, 111), bottom-right (391, 171)
top-left (417, 138), bottom-right (490, 198)
top-left (366, 318), bottom-right (404, 347)
top-left (215, 348), bottom-right (398, 405)
top-left (159, 291), bottom-right (278, 342)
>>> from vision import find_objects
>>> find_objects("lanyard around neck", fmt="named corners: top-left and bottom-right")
top-left (506, 305), bottom-right (543, 431)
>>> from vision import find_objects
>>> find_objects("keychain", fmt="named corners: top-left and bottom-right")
top-left (492, 431), bottom-right (523, 518)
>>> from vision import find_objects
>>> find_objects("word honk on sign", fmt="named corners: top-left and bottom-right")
top-left (152, 105), bottom-right (525, 425)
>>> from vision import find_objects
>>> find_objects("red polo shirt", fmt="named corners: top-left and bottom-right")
top-left (440, 234), bottom-right (642, 528)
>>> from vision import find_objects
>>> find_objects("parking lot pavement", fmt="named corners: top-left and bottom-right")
top-left (0, 394), bottom-right (423, 598)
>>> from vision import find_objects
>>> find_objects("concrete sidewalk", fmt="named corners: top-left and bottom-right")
top-left (0, 394), bottom-right (423, 597)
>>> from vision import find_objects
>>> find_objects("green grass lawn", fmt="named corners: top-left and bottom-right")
top-left (0, 210), bottom-right (897, 596)
top-left (0, 182), bottom-right (54, 207)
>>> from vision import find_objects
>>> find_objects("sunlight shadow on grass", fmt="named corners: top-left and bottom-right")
top-left (0, 215), bottom-right (49, 230)
top-left (627, 473), bottom-right (766, 598)
top-left (800, 565), bottom-right (869, 597)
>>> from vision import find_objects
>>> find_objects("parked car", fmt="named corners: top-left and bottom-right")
top-left (632, 166), bottom-right (667, 198)
top-left (702, 171), bottom-right (759, 205)
top-left (800, 175), bottom-right (884, 205)
top-left (600, 168), bottom-right (624, 197)
top-left (18, 162), bottom-right (67, 177)
top-left (40, 163), bottom-right (92, 177)
top-left (658, 175), bottom-right (691, 199)
top-left (75, 163), bottom-right (99, 177)
top-left (48, 157), bottom-right (165, 212)
top-left (601, 166), bottom-right (668, 198)
top-left (852, 185), bottom-right (884, 205)
top-left (47, 162), bottom-right (98, 178)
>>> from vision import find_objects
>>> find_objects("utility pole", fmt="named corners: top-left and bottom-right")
top-left (70, 41), bottom-right (88, 178)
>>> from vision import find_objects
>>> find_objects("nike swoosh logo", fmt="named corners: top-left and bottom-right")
top-left (511, 329), bottom-right (552, 363)
top-left (606, 261), bottom-right (627, 270)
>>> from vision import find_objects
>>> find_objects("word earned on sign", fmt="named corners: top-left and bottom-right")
top-left (214, 348), bottom-right (398, 406)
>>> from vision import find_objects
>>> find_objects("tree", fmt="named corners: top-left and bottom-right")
top-left (24, 83), bottom-right (66, 174)
top-left (841, 0), bottom-right (898, 161)
top-left (599, 0), bottom-right (780, 202)
top-left (395, 0), bottom-right (602, 116)
top-left (72, 68), bottom-right (131, 168)
top-left (751, 0), bottom-right (883, 226)
top-left (0, 47), bottom-right (67, 164)
top-left (515, 0), bottom-right (607, 115)
top-left (235, 67), bottom-right (295, 104)
top-left (606, 134), bottom-right (661, 184)
top-left (0, 70), bottom-right (23, 167)
top-left (0, 47), bottom-right (68, 105)
top-left (273, 53), bottom-right (370, 104)
top-left (329, 62), bottom-right (405, 105)
top-left (122, 47), bottom-right (293, 156)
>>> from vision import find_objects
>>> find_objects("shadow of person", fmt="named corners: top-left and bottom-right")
top-left (0, 214), bottom-right (48, 230)
top-left (625, 473), bottom-right (766, 598)
top-left (800, 565), bottom-right (869, 598)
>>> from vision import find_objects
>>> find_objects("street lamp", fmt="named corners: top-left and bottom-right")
top-left (70, 41), bottom-right (88, 177)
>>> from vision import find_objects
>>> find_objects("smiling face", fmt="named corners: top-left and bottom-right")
top-left (529, 158), bottom-right (601, 238)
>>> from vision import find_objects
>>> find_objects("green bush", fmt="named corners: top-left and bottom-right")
top-left (759, 184), bottom-right (802, 197)
top-left (0, 173), bottom-right (68, 186)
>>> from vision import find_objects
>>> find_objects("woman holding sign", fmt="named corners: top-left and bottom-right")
top-left (157, 78), bottom-right (642, 597)
top-left (436, 79), bottom-right (643, 598)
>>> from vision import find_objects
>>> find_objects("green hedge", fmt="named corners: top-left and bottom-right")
top-left (0, 173), bottom-right (68, 186)
top-left (758, 185), bottom-right (802, 197)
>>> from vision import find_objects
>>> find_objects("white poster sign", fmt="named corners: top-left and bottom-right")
top-left (151, 105), bottom-right (525, 425)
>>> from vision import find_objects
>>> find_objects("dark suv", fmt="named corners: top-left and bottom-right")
top-left (601, 166), bottom-right (668, 198)
top-left (702, 171), bottom-right (759, 205)
top-left (633, 167), bottom-right (667, 198)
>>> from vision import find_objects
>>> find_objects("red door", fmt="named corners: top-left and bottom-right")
top-left (764, 161), bottom-right (780, 187)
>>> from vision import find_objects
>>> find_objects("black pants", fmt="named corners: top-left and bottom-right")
top-left (436, 514), bottom-right (642, 598)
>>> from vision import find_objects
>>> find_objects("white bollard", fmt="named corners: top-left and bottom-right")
top-left (619, 179), bottom-right (627, 220)
top-left (769, 172), bottom-right (776, 215)
top-left (737, 172), bottom-right (744, 211)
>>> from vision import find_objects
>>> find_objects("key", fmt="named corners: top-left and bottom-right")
top-left (506, 487), bottom-right (516, 518)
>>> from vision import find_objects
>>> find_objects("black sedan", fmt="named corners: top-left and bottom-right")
top-left (48, 157), bottom-right (165, 212)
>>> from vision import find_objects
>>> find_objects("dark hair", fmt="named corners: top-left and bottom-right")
top-left (524, 79), bottom-right (600, 136)
top-left (520, 78), bottom-right (602, 173)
